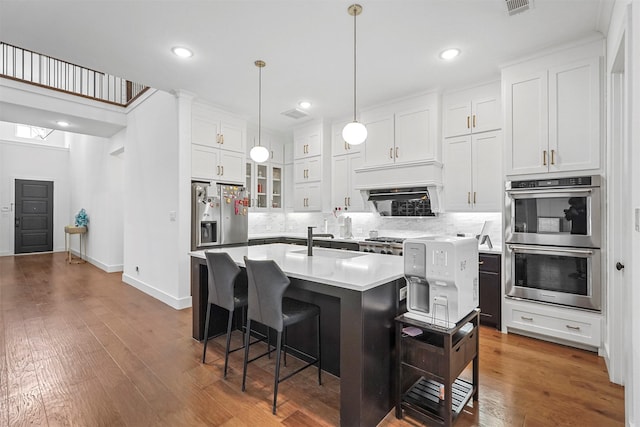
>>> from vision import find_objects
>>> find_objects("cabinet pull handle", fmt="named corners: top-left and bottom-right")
top-left (395, 147), bottom-right (399, 158)
top-left (566, 324), bottom-right (581, 331)
top-left (473, 191), bottom-right (476, 204)
top-left (217, 166), bottom-right (220, 175)
top-left (478, 261), bottom-right (484, 265)
top-left (216, 134), bottom-right (220, 144)
top-left (389, 148), bottom-right (393, 159)
top-left (473, 115), bottom-right (476, 128)
top-left (467, 192), bottom-right (471, 204)
top-left (467, 116), bottom-right (470, 129)
top-left (221, 166), bottom-right (224, 175)
top-left (551, 149), bottom-right (555, 165)
top-left (348, 197), bottom-right (351, 206)
top-left (221, 134), bottom-right (224, 144)
top-left (521, 316), bottom-right (533, 321)
top-left (543, 150), bottom-right (547, 166)
top-left (271, 150), bottom-right (273, 159)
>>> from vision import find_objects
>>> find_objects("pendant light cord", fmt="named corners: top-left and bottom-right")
top-left (353, 8), bottom-right (357, 122)
top-left (258, 65), bottom-right (262, 147)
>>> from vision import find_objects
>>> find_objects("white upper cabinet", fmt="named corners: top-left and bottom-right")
top-left (547, 57), bottom-right (601, 173)
top-left (444, 131), bottom-right (502, 212)
top-left (444, 81), bottom-right (501, 138)
top-left (332, 120), bottom-right (363, 155)
top-left (294, 126), bottom-right (322, 159)
top-left (192, 106), bottom-right (245, 154)
top-left (331, 153), bottom-right (365, 213)
top-left (292, 121), bottom-right (331, 212)
top-left (361, 93), bottom-right (439, 168)
top-left (503, 39), bottom-right (603, 177)
top-left (191, 102), bottom-right (246, 183)
top-left (504, 70), bottom-right (549, 175)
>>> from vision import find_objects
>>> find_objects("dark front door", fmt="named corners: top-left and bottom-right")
top-left (15, 179), bottom-right (54, 254)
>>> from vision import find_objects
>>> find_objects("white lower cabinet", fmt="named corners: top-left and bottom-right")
top-left (444, 131), bottom-right (502, 212)
top-left (504, 299), bottom-right (602, 349)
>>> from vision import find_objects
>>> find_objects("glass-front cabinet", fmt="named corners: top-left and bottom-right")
top-left (245, 161), bottom-right (283, 212)
top-left (271, 165), bottom-right (282, 209)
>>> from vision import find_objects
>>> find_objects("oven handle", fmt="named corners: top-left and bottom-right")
top-left (507, 244), bottom-right (594, 256)
top-left (506, 188), bottom-right (593, 196)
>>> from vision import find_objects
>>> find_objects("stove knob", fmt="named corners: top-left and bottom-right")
top-left (398, 251), bottom-right (403, 256)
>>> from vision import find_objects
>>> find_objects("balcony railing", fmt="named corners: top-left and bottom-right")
top-left (1, 42), bottom-right (149, 107)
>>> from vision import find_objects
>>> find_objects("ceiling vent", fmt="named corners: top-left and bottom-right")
top-left (506, 0), bottom-right (531, 16)
top-left (281, 108), bottom-right (309, 120)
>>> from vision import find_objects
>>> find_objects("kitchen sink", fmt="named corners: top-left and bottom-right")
top-left (291, 248), bottom-right (366, 259)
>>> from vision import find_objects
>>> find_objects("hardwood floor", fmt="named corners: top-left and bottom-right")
top-left (0, 253), bottom-right (624, 426)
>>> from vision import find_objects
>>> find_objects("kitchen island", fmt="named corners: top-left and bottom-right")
top-left (190, 243), bottom-right (405, 427)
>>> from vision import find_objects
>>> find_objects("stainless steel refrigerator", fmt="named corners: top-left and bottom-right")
top-left (191, 182), bottom-right (248, 250)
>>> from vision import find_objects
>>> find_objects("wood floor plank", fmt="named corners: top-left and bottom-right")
top-left (0, 252), bottom-right (625, 426)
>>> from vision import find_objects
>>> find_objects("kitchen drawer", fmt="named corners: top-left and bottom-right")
top-left (402, 336), bottom-right (445, 378)
top-left (505, 300), bottom-right (601, 348)
top-left (479, 253), bottom-right (500, 273)
top-left (402, 325), bottom-right (476, 380)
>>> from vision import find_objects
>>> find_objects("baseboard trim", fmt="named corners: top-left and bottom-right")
top-left (67, 249), bottom-right (123, 273)
top-left (122, 273), bottom-right (192, 310)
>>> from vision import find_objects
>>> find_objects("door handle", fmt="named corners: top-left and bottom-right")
top-left (389, 148), bottom-right (393, 159)
top-left (551, 149), bottom-right (556, 165)
top-left (473, 115), bottom-right (476, 128)
top-left (395, 147), bottom-right (399, 158)
top-left (616, 262), bottom-right (625, 271)
top-left (467, 116), bottom-right (470, 129)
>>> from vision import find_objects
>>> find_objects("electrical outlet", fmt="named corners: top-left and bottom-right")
top-left (169, 211), bottom-right (177, 222)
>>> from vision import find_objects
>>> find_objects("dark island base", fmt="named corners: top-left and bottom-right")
top-left (191, 256), bottom-right (404, 427)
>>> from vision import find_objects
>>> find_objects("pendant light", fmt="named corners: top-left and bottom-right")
top-left (342, 4), bottom-right (367, 146)
top-left (250, 60), bottom-right (269, 163)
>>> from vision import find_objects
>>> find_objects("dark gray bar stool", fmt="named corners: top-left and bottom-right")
top-left (202, 251), bottom-right (249, 378)
top-left (241, 257), bottom-right (321, 414)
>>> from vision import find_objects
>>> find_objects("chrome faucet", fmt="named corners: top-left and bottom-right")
top-left (307, 226), bottom-right (334, 256)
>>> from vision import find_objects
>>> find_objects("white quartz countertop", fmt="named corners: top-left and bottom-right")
top-left (190, 243), bottom-right (404, 292)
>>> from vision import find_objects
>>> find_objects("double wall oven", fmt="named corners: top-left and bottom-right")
top-left (505, 175), bottom-right (602, 311)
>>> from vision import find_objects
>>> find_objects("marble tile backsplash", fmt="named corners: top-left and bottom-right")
top-left (250, 211), bottom-right (502, 245)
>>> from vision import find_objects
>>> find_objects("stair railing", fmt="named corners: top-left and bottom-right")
top-left (1, 41), bottom-right (148, 107)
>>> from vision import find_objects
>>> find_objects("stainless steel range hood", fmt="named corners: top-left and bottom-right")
top-left (363, 187), bottom-right (439, 217)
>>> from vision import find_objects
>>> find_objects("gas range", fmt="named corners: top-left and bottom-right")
top-left (358, 237), bottom-right (405, 256)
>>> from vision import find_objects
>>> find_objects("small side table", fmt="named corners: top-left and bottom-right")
top-left (395, 309), bottom-right (480, 426)
top-left (64, 225), bottom-right (87, 264)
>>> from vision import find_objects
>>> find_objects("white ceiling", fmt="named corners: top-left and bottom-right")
top-left (0, 0), bottom-right (613, 134)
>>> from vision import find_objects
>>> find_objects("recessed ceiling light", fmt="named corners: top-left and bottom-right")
top-left (172, 46), bottom-right (193, 58)
top-left (439, 48), bottom-right (461, 60)
top-left (298, 101), bottom-right (312, 109)
top-left (57, 121), bottom-right (69, 127)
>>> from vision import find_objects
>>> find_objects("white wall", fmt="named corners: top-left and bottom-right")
top-left (0, 139), bottom-right (70, 256)
top-left (67, 132), bottom-right (124, 272)
top-left (121, 90), bottom-right (187, 308)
